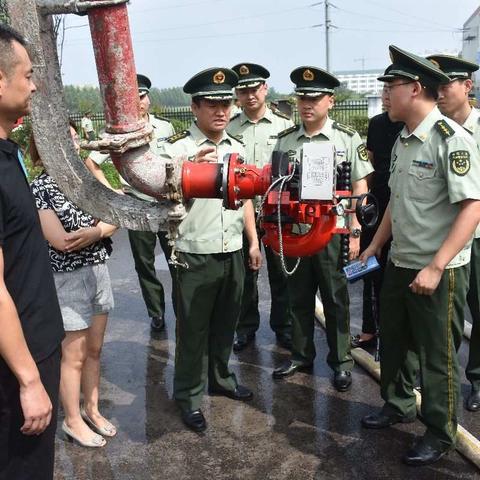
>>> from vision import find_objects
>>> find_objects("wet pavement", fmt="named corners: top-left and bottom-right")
top-left (54, 230), bottom-right (480, 479)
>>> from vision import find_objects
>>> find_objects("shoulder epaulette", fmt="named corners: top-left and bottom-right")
top-left (230, 112), bottom-right (241, 121)
top-left (332, 121), bottom-right (356, 137)
top-left (434, 120), bottom-right (455, 139)
top-left (154, 114), bottom-right (172, 123)
top-left (227, 132), bottom-right (244, 144)
top-left (167, 130), bottom-right (190, 144)
top-left (271, 108), bottom-right (291, 120)
top-left (278, 125), bottom-right (300, 138)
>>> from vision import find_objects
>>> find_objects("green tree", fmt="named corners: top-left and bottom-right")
top-left (64, 85), bottom-right (103, 113)
top-left (334, 85), bottom-right (365, 102)
top-left (151, 87), bottom-right (190, 107)
top-left (0, 0), bottom-right (8, 23)
top-left (266, 86), bottom-right (291, 102)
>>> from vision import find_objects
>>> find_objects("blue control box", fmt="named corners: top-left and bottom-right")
top-left (343, 256), bottom-right (380, 282)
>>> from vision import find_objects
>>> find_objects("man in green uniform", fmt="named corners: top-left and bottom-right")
top-left (157, 67), bottom-right (262, 432)
top-left (427, 54), bottom-right (480, 412)
top-left (228, 63), bottom-right (294, 351)
top-left (361, 46), bottom-right (480, 466)
top-left (271, 67), bottom-right (373, 392)
top-left (85, 74), bottom-right (176, 332)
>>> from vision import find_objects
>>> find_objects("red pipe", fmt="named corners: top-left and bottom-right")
top-left (181, 162), bottom-right (222, 199)
top-left (234, 164), bottom-right (272, 198)
top-left (88, 2), bottom-right (142, 134)
top-left (180, 152), bottom-right (340, 257)
top-left (263, 215), bottom-right (336, 257)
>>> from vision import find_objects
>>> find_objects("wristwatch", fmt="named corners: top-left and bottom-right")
top-left (350, 228), bottom-right (362, 238)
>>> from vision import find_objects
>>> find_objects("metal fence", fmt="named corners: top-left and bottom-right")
top-left (160, 107), bottom-right (194, 131)
top-left (70, 100), bottom-right (369, 139)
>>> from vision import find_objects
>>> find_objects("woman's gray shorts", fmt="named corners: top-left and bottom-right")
top-left (53, 263), bottom-right (114, 332)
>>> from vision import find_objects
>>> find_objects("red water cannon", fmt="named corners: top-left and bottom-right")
top-left (181, 147), bottom-right (378, 259)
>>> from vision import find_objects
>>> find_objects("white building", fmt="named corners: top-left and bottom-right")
top-left (462, 6), bottom-right (480, 98)
top-left (334, 69), bottom-right (383, 94)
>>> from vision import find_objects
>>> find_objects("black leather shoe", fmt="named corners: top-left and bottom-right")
top-left (351, 334), bottom-right (377, 349)
top-left (466, 387), bottom-right (480, 412)
top-left (276, 333), bottom-right (292, 350)
top-left (403, 438), bottom-right (448, 466)
top-left (272, 360), bottom-right (313, 379)
top-left (150, 315), bottom-right (165, 332)
top-left (362, 410), bottom-right (416, 429)
top-left (209, 384), bottom-right (253, 402)
top-left (233, 333), bottom-right (255, 352)
top-left (181, 409), bottom-right (207, 432)
top-left (333, 371), bottom-right (352, 392)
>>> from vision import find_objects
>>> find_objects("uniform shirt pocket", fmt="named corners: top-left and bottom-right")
top-left (407, 161), bottom-right (441, 203)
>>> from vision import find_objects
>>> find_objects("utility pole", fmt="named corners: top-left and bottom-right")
top-left (325, 0), bottom-right (330, 70)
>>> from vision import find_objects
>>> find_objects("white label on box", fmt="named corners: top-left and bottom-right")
top-left (300, 142), bottom-right (335, 200)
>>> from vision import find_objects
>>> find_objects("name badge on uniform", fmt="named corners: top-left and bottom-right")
top-left (412, 160), bottom-right (434, 169)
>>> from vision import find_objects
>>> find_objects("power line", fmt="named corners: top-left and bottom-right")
top-left (133, 3), bottom-right (315, 35)
top-left (64, 24), bottom-right (323, 47)
top-left (331, 4), bottom-right (459, 32)
top-left (135, 24), bottom-right (322, 43)
top-left (63, 3), bottom-right (318, 39)
top-left (130, 0), bottom-right (229, 14)
top-left (335, 25), bottom-right (462, 34)
top-left (361, 0), bottom-right (459, 30)
top-left (64, 24), bottom-right (89, 31)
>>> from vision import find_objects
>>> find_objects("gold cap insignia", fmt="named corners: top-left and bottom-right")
top-left (213, 71), bottom-right (225, 84)
top-left (239, 65), bottom-right (250, 75)
top-left (303, 69), bottom-right (315, 81)
top-left (429, 59), bottom-right (440, 69)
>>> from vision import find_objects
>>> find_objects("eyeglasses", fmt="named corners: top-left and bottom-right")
top-left (382, 82), bottom-right (413, 94)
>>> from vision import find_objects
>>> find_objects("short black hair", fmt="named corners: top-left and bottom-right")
top-left (422, 84), bottom-right (439, 101)
top-left (69, 119), bottom-right (78, 132)
top-left (0, 23), bottom-right (27, 77)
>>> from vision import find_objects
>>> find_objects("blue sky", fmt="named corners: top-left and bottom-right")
top-left (60, 0), bottom-right (479, 93)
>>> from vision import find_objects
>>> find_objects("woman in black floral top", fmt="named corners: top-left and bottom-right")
top-left (30, 123), bottom-right (117, 448)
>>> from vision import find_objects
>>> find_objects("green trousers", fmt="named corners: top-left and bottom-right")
top-left (286, 235), bottom-right (353, 372)
top-left (466, 238), bottom-right (480, 390)
top-left (236, 234), bottom-right (292, 337)
top-left (127, 229), bottom-right (176, 318)
top-left (379, 262), bottom-right (468, 449)
top-left (174, 250), bottom-right (244, 412)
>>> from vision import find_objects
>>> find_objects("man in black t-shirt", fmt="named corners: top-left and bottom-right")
top-left (0, 24), bottom-right (64, 480)
top-left (352, 84), bottom-right (403, 348)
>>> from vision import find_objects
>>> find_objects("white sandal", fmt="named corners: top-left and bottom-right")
top-left (62, 421), bottom-right (106, 448)
top-left (80, 406), bottom-right (117, 437)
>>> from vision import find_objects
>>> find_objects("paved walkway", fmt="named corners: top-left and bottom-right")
top-left (53, 231), bottom-right (480, 479)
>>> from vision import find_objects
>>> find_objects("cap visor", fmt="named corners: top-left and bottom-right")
top-left (236, 81), bottom-right (263, 89)
top-left (199, 94), bottom-right (234, 100)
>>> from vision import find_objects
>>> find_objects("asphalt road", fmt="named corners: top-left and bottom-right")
top-left (53, 230), bottom-right (480, 480)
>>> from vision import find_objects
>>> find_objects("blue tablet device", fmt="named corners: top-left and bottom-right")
top-left (343, 256), bottom-right (380, 282)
